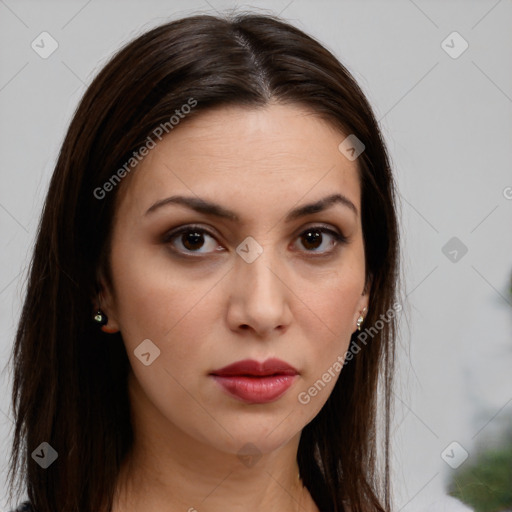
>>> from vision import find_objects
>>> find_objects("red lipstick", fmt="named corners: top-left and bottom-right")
top-left (210, 358), bottom-right (298, 404)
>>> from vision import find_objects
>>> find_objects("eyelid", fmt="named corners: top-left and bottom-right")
top-left (292, 224), bottom-right (348, 257)
top-left (162, 223), bottom-right (348, 257)
top-left (162, 224), bottom-right (219, 244)
top-left (161, 225), bottom-right (221, 257)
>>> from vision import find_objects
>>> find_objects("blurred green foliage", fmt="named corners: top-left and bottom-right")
top-left (448, 434), bottom-right (512, 511)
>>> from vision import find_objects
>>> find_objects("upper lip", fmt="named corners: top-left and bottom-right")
top-left (210, 358), bottom-right (298, 377)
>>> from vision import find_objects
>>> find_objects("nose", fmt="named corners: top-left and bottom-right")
top-left (226, 245), bottom-right (292, 338)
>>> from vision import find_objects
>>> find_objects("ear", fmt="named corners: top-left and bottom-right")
top-left (353, 273), bottom-right (372, 330)
top-left (92, 268), bottom-right (121, 333)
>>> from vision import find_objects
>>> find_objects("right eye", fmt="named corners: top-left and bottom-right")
top-left (163, 225), bottom-right (224, 256)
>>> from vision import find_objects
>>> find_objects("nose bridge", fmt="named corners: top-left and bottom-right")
top-left (236, 237), bottom-right (281, 299)
top-left (230, 236), bottom-right (290, 333)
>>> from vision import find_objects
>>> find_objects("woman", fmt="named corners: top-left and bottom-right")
top-left (7, 11), bottom-right (400, 512)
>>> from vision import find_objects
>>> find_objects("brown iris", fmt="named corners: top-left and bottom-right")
top-left (300, 229), bottom-right (322, 251)
top-left (181, 230), bottom-right (205, 251)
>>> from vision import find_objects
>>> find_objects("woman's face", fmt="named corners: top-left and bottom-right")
top-left (100, 102), bottom-right (369, 457)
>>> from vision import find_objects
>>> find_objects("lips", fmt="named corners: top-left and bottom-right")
top-left (210, 358), bottom-right (298, 404)
top-left (210, 358), bottom-right (298, 377)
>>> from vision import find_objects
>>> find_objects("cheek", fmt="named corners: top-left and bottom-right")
top-left (302, 255), bottom-right (365, 335)
top-left (308, 286), bottom-right (358, 351)
top-left (298, 262), bottom-right (364, 380)
top-left (288, 279), bottom-right (362, 421)
top-left (109, 242), bottom-right (215, 365)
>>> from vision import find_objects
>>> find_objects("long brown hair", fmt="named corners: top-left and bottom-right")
top-left (7, 12), bottom-right (400, 512)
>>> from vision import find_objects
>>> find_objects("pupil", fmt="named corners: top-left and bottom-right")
top-left (183, 231), bottom-right (204, 251)
top-left (303, 230), bottom-right (321, 250)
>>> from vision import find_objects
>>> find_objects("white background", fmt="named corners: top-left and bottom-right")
top-left (1, 1), bottom-right (511, 510)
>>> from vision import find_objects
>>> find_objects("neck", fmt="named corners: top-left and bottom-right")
top-left (111, 372), bottom-right (318, 512)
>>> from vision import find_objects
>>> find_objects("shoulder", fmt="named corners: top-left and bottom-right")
top-left (9, 501), bottom-right (35, 512)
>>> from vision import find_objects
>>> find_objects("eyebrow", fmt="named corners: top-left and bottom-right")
top-left (145, 193), bottom-right (358, 221)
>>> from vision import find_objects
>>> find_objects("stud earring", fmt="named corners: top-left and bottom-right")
top-left (356, 307), bottom-right (368, 331)
top-left (93, 309), bottom-right (119, 333)
top-left (93, 309), bottom-right (108, 326)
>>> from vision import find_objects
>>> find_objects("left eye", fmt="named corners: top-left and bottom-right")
top-left (163, 225), bottom-right (347, 256)
top-left (293, 227), bottom-right (347, 255)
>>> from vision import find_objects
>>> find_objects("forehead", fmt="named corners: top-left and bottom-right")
top-left (115, 103), bottom-right (361, 220)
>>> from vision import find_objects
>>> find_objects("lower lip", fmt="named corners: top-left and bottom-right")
top-left (211, 375), bottom-right (297, 404)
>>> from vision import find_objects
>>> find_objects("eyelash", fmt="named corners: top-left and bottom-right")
top-left (162, 224), bottom-right (348, 258)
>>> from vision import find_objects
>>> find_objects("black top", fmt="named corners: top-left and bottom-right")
top-left (9, 502), bottom-right (34, 512)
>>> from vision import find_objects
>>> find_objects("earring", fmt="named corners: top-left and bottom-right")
top-left (93, 309), bottom-right (118, 333)
top-left (93, 309), bottom-right (108, 326)
top-left (356, 307), bottom-right (368, 331)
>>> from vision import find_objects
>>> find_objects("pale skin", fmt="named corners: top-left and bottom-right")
top-left (99, 102), bottom-right (370, 512)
